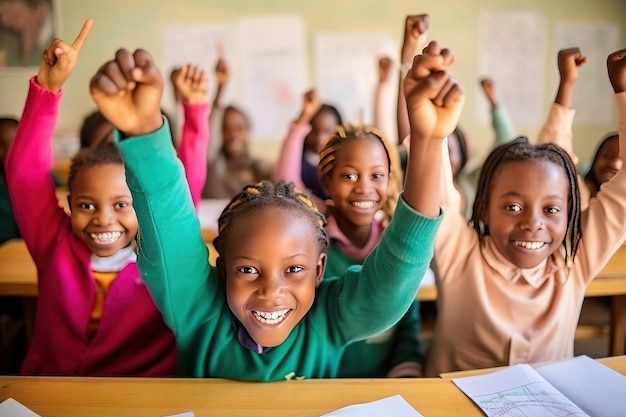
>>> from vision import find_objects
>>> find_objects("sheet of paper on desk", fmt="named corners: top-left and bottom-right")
top-left (452, 363), bottom-right (587, 416)
top-left (0, 398), bottom-right (41, 417)
top-left (320, 395), bottom-right (423, 416)
top-left (162, 413), bottom-right (194, 417)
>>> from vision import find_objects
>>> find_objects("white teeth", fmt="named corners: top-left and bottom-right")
top-left (89, 231), bottom-right (122, 244)
top-left (351, 201), bottom-right (375, 209)
top-left (253, 309), bottom-right (290, 325)
top-left (514, 240), bottom-right (545, 250)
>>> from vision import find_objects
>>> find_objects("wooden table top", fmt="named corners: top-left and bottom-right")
top-left (0, 356), bottom-right (623, 417)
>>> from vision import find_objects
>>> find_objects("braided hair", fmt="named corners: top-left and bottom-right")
top-left (213, 181), bottom-right (329, 256)
top-left (318, 125), bottom-right (402, 225)
top-left (470, 136), bottom-right (581, 264)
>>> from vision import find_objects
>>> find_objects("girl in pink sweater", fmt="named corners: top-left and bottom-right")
top-left (5, 20), bottom-right (209, 376)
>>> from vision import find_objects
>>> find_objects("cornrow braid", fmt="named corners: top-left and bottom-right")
top-left (67, 143), bottom-right (124, 190)
top-left (213, 180), bottom-right (329, 256)
top-left (470, 136), bottom-right (581, 264)
top-left (318, 124), bottom-right (403, 224)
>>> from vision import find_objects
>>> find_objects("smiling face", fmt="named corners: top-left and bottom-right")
top-left (591, 136), bottom-right (621, 186)
top-left (483, 159), bottom-right (570, 269)
top-left (68, 163), bottom-right (138, 257)
top-left (304, 109), bottom-right (340, 154)
top-left (322, 136), bottom-right (390, 229)
top-left (221, 206), bottom-right (326, 347)
top-left (222, 107), bottom-right (250, 160)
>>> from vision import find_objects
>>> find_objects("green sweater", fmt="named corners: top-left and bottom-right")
top-left (117, 121), bottom-right (441, 381)
top-left (326, 242), bottom-right (424, 377)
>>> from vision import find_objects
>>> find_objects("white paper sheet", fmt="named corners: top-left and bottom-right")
top-left (536, 355), bottom-right (626, 417)
top-left (553, 23), bottom-right (619, 125)
top-left (320, 395), bottom-right (423, 417)
top-left (238, 15), bottom-right (308, 140)
top-left (453, 363), bottom-right (587, 416)
top-left (477, 12), bottom-right (547, 125)
top-left (313, 32), bottom-right (397, 134)
top-left (0, 398), bottom-right (41, 417)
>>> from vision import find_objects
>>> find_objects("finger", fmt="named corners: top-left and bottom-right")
top-left (412, 70), bottom-right (449, 101)
top-left (441, 83), bottom-right (466, 108)
top-left (71, 18), bottom-right (93, 52)
top-left (100, 59), bottom-right (131, 93)
top-left (90, 72), bottom-right (124, 96)
top-left (115, 48), bottom-right (136, 83)
top-left (422, 41), bottom-right (441, 56)
top-left (43, 38), bottom-right (63, 65)
top-left (433, 76), bottom-right (455, 107)
top-left (131, 48), bottom-right (162, 86)
top-left (440, 48), bottom-right (455, 68)
top-left (410, 53), bottom-right (446, 78)
top-left (608, 48), bottom-right (626, 63)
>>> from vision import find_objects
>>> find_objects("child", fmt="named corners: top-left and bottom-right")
top-left (201, 57), bottom-right (272, 199)
top-left (273, 89), bottom-right (343, 205)
top-left (584, 132), bottom-right (620, 199)
top-left (317, 124), bottom-right (423, 378)
top-left (4, 20), bottom-right (205, 376)
top-left (90, 41), bottom-right (463, 380)
top-left (425, 47), bottom-right (626, 377)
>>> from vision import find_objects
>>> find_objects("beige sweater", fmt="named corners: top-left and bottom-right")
top-left (426, 93), bottom-right (626, 377)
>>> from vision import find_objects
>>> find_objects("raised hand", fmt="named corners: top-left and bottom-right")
top-left (171, 64), bottom-right (209, 105)
top-left (558, 47), bottom-right (588, 84)
top-left (479, 78), bottom-right (497, 107)
top-left (37, 18), bottom-right (92, 93)
top-left (90, 48), bottom-right (163, 136)
top-left (404, 41), bottom-right (464, 141)
top-left (215, 57), bottom-right (228, 87)
top-left (401, 14), bottom-right (429, 64)
top-left (378, 56), bottom-right (392, 83)
top-left (607, 48), bottom-right (626, 94)
top-left (296, 89), bottom-right (321, 124)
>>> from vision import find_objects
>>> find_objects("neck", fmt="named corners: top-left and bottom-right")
top-left (333, 213), bottom-right (373, 249)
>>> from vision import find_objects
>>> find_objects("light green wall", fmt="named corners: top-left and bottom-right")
top-left (1, 0), bottom-right (624, 163)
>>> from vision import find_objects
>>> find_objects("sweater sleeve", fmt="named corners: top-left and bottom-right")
top-left (577, 92), bottom-right (626, 283)
top-left (386, 301), bottom-right (424, 376)
top-left (177, 101), bottom-right (210, 210)
top-left (5, 77), bottom-right (68, 257)
top-left (536, 103), bottom-right (578, 165)
top-left (116, 120), bottom-right (217, 335)
top-left (492, 105), bottom-right (517, 146)
top-left (272, 122), bottom-right (311, 191)
top-left (330, 195), bottom-right (441, 344)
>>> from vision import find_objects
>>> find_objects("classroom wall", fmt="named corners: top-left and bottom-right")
top-left (0, 0), bottom-right (624, 164)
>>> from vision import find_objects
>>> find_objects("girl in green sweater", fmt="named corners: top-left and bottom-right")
top-left (89, 41), bottom-right (464, 381)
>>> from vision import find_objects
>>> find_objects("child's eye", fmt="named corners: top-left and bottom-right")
top-left (115, 202), bottom-right (130, 209)
top-left (545, 206), bottom-right (561, 214)
top-left (343, 173), bottom-right (358, 181)
top-left (372, 173), bottom-right (385, 180)
top-left (286, 265), bottom-right (304, 274)
top-left (236, 266), bottom-right (258, 275)
top-left (505, 204), bottom-right (522, 212)
top-left (79, 203), bottom-right (95, 211)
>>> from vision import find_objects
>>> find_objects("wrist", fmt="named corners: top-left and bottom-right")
top-left (121, 115), bottom-right (164, 138)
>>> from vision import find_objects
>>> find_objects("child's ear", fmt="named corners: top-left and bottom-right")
top-left (320, 174), bottom-right (331, 196)
top-left (315, 252), bottom-right (327, 288)
top-left (216, 256), bottom-right (227, 283)
top-left (66, 195), bottom-right (72, 215)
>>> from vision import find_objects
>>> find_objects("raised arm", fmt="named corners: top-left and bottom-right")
top-left (537, 48), bottom-right (588, 165)
top-left (5, 19), bottom-right (92, 256)
top-left (172, 64), bottom-right (210, 209)
top-left (374, 56), bottom-right (394, 141)
top-left (479, 78), bottom-right (516, 145)
top-left (272, 89), bottom-right (320, 191)
top-left (397, 14), bottom-right (429, 143)
top-left (91, 48), bottom-right (216, 334)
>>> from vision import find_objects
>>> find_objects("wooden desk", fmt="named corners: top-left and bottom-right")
top-left (0, 356), bottom-right (623, 417)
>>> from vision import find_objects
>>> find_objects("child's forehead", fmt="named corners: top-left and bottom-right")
top-left (491, 159), bottom-right (568, 189)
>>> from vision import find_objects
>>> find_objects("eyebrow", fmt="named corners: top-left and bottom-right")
top-left (232, 253), bottom-right (308, 262)
top-left (499, 191), bottom-right (565, 202)
top-left (73, 194), bottom-right (132, 201)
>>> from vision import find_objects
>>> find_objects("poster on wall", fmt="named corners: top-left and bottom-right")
top-left (554, 22), bottom-right (619, 125)
top-left (161, 23), bottom-right (236, 121)
top-left (237, 15), bottom-right (307, 140)
top-left (0, 0), bottom-right (57, 68)
top-left (477, 12), bottom-right (547, 126)
top-left (313, 32), bottom-right (397, 142)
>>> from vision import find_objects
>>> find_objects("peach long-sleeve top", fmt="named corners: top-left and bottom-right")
top-left (426, 93), bottom-right (626, 377)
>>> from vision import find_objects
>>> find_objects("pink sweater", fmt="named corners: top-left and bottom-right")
top-left (5, 78), bottom-right (207, 376)
top-left (426, 94), bottom-right (626, 376)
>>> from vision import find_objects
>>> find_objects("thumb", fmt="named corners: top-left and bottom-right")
top-left (131, 49), bottom-right (163, 87)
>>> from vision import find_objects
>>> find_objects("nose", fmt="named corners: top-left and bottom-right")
top-left (93, 207), bottom-right (115, 226)
top-left (520, 209), bottom-right (544, 232)
top-left (610, 157), bottom-right (623, 171)
top-left (256, 275), bottom-right (286, 299)
top-left (354, 176), bottom-right (373, 193)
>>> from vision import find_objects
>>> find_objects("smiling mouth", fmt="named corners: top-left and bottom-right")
top-left (350, 200), bottom-right (377, 209)
top-left (89, 231), bottom-right (122, 245)
top-left (252, 309), bottom-right (291, 325)
top-left (513, 240), bottom-right (546, 250)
